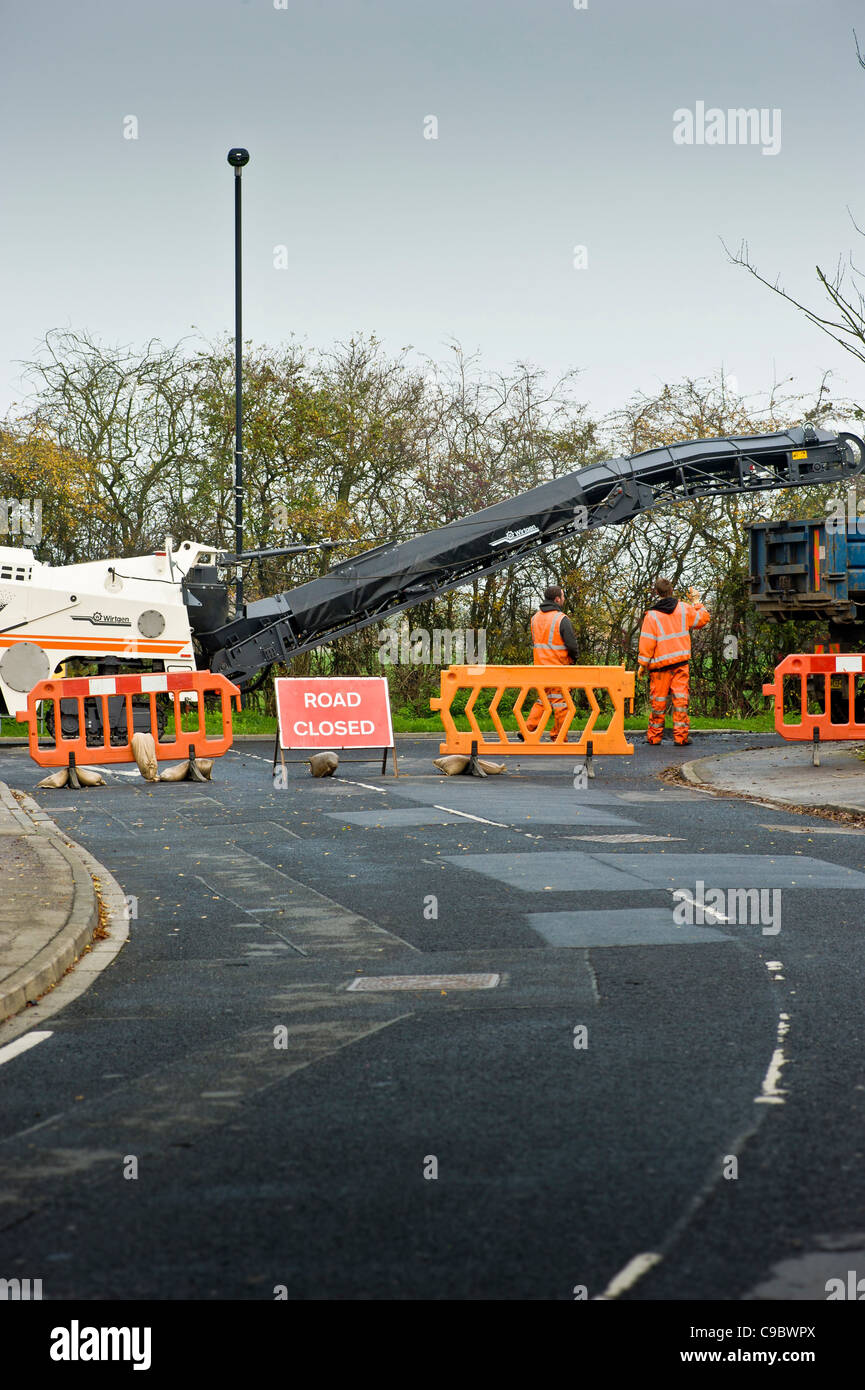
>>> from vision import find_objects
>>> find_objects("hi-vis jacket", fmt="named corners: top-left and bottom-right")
top-left (531, 605), bottom-right (578, 666)
top-left (638, 599), bottom-right (710, 670)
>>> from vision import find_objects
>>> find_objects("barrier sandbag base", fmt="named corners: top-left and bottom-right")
top-left (433, 748), bottom-right (506, 777)
top-left (36, 767), bottom-right (106, 789)
top-left (37, 760), bottom-right (106, 789)
top-left (159, 758), bottom-right (214, 782)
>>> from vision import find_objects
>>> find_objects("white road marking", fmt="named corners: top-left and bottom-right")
top-left (755, 1013), bottom-right (791, 1105)
top-left (432, 805), bottom-right (509, 827)
top-left (565, 833), bottom-right (684, 844)
top-left (342, 780), bottom-right (389, 794)
top-left (0, 1031), bottom-right (53, 1066)
top-left (593, 1251), bottom-right (663, 1300)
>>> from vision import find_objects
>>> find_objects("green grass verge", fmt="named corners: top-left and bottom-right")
top-left (0, 709), bottom-right (778, 739)
top-left (390, 713), bottom-right (776, 733)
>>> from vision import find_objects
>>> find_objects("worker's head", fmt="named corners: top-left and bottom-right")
top-left (653, 577), bottom-right (674, 598)
top-left (544, 584), bottom-right (564, 607)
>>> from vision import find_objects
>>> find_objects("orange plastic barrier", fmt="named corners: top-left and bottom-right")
top-left (17, 670), bottom-right (241, 768)
top-left (431, 664), bottom-right (635, 756)
top-left (762, 652), bottom-right (865, 741)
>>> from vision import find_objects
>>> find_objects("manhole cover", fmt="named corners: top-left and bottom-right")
top-left (347, 973), bottom-right (500, 992)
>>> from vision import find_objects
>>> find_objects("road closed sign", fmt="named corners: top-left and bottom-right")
top-left (274, 676), bottom-right (394, 749)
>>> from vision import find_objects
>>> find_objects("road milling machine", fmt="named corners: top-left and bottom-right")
top-left (1, 425), bottom-right (862, 741)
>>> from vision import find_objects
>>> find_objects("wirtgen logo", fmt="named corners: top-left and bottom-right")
top-left (49, 1321), bottom-right (152, 1371)
top-left (672, 881), bottom-right (781, 936)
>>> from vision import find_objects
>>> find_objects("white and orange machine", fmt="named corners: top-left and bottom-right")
top-left (0, 537), bottom-right (225, 730)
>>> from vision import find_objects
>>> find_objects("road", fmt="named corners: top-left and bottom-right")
top-left (1, 733), bottom-right (864, 1301)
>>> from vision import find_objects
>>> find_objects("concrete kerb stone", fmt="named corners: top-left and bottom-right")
top-left (0, 782), bottom-right (131, 1031)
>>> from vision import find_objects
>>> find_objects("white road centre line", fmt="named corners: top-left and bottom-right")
top-left (565, 833), bottom-right (685, 844)
top-left (341, 780), bottom-right (389, 794)
top-left (432, 805), bottom-right (510, 828)
top-left (755, 1013), bottom-right (791, 1105)
top-left (593, 1251), bottom-right (663, 1300)
top-left (0, 1031), bottom-right (53, 1066)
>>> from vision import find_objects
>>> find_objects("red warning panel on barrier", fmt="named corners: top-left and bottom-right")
top-left (274, 676), bottom-right (394, 749)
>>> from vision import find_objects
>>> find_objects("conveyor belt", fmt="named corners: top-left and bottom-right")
top-left (202, 426), bottom-right (865, 685)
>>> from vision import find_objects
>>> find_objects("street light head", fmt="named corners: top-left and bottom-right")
top-left (227, 147), bottom-right (250, 167)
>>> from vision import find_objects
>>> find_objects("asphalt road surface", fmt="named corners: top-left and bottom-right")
top-left (1, 734), bottom-right (864, 1301)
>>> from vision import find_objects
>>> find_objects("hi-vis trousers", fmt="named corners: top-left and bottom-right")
top-left (526, 688), bottom-right (569, 736)
top-left (647, 662), bottom-right (690, 744)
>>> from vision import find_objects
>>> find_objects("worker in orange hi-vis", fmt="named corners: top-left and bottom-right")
top-left (522, 584), bottom-right (579, 740)
top-left (637, 578), bottom-right (710, 746)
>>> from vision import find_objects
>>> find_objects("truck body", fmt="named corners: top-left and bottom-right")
top-left (748, 517), bottom-right (865, 629)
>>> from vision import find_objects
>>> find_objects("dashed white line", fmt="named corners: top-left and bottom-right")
top-left (432, 805), bottom-right (510, 828)
top-left (593, 1251), bottom-right (663, 1300)
top-left (566, 833), bottom-right (685, 844)
top-left (0, 1031), bottom-right (53, 1066)
top-left (755, 1013), bottom-right (791, 1105)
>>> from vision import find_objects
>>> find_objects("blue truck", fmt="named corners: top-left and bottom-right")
top-left (749, 512), bottom-right (865, 634)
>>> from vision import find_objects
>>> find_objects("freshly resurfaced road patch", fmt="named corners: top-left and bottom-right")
top-left (527, 909), bottom-right (734, 946)
top-left (445, 851), bottom-right (865, 893)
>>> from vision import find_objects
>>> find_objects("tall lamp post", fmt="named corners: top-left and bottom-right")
top-left (227, 146), bottom-right (250, 616)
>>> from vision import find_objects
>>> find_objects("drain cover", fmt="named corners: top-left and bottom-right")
top-left (347, 973), bottom-right (500, 992)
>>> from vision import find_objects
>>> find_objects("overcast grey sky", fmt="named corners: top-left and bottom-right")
top-left (3, 0), bottom-right (864, 422)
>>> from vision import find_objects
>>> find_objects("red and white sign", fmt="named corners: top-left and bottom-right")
top-left (274, 676), bottom-right (394, 749)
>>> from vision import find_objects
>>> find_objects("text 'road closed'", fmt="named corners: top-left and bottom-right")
top-left (275, 677), bottom-right (394, 749)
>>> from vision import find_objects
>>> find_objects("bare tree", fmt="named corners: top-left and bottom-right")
top-left (723, 34), bottom-right (865, 385)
